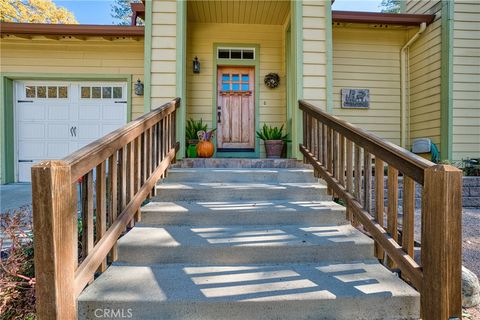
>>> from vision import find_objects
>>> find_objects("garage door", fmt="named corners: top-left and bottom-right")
top-left (15, 81), bottom-right (127, 182)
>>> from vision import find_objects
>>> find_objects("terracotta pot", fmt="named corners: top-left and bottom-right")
top-left (196, 140), bottom-right (215, 158)
top-left (264, 140), bottom-right (285, 158)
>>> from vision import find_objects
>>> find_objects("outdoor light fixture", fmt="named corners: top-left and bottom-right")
top-left (193, 56), bottom-right (200, 73)
top-left (135, 79), bottom-right (144, 96)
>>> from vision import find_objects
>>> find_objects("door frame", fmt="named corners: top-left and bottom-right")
top-left (1, 73), bottom-right (132, 183)
top-left (212, 43), bottom-right (260, 158)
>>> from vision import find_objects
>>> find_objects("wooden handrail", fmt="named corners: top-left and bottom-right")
top-left (299, 100), bottom-right (462, 320)
top-left (300, 100), bottom-right (432, 185)
top-left (32, 98), bottom-right (180, 320)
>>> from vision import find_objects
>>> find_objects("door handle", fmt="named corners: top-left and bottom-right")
top-left (217, 111), bottom-right (221, 123)
top-left (73, 127), bottom-right (77, 137)
top-left (70, 127), bottom-right (74, 137)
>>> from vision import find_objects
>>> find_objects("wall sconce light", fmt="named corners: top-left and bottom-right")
top-left (193, 56), bottom-right (200, 73)
top-left (134, 79), bottom-right (144, 96)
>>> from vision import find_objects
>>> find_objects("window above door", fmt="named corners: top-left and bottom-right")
top-left (217, 47), bottom-right (255, 60)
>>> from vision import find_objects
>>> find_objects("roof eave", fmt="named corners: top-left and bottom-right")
top-left (332, 10), bottom-right (435, 26)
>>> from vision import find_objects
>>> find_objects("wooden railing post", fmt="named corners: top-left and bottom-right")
top-left (32, 161), bottom-right (76, 320)
top-left (421, 164), bottom-right (462, 320)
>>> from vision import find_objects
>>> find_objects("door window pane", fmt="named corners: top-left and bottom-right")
top-left (222, 83), bottom-right (230, 91)
top-left (26, 86), bottom-right (36, 98)
top-left (241, 74), bottom-right (249, 82)
top-left (102, 87), bottom-right (112, 99)
top-left (241, 84), bottom-right (249, 91)
top-left (218, 49), bottom-right (229, 59)
top-left (37, 86), bottom-right (46, 98)
top-left (113, 87), bottom-right (122, 99)
top-left (48, 86), bottom-right (57, 98)
top-left (92, 87), bottom-right (101, 98)
top-left (232, 83), bottom-right (239, 91)
top-left (232, 74), bottom-right (239, 82)
top-left (81, 87), bottom-right (91, 98)
top-left (243, 50), bottom-right (254, 59)
top-left (222, 74), bottom-right (230, 82)
top-left (58, 86), bottom-right (68, 98)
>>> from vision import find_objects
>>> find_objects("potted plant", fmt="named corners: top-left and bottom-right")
top-left (256, 124), bottom-right (288, 158)
top-left (196, 129), bottom-right (216, 158)
top-left (185, 118), bottom-right (207, 158)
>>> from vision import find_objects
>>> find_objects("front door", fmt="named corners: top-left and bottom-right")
top-left (217, 66), bottom-right (255, 151)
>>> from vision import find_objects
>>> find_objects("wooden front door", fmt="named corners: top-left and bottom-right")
top-left (217, 66), bottom-right (255, 150)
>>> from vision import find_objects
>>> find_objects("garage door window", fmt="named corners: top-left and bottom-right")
top-left (81, 86), bottom-right (123, 99)
top-left (25, 85), bottom-right (68, 99)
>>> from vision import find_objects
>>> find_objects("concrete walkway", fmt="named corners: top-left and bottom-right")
top-left (0, 183), bottom-right (32, 213)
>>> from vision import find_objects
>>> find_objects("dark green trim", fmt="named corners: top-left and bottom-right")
top-left (0, 72), bottom-right (134, 183)
top-left (143, 0), bottom-right (152, 114)
top-left (212, 43), bottom-right (261, 158)
top-left (440, 0), bottom-right (454, 161)
top-left (292, 0), bottom-right (303, 159)
top-left (285, 22), bottom-right (293, 158)
top-left (176, 0), bottom-right (187, 159)
top-left (1, 77), bottom-right (14, 184)
top-left (325, 1), bottom-right (333, 114)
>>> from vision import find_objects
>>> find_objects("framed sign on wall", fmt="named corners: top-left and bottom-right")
top-left (341, 88), bottom-right (370, 109)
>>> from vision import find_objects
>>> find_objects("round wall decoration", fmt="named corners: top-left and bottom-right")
top-left (264, 73), bottom-right (280, 89)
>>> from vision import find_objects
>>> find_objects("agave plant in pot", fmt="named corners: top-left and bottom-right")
top-left (256, 124), bottom-right (289, 158)
top-left (185, 118), bottom-right (208, 158)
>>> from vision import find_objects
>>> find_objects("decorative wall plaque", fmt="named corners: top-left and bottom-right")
top-left (341, 89), bottom-right (370, 109)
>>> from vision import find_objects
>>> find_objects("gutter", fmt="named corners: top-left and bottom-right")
top-left (400, 22), bottom-right (427, 148)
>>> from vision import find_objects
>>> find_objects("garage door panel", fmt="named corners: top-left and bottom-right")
top-left (78, 105), bottom-right (101, 120)
top-left (77, 124), bottom-right (101, 140)
top-left (102, 124), bottom-right (123, 136)
top-left (18, 123), bottom-right (45, 139)
top-left (47, 142), bottom-right (71, 158)
top-left (18, 105), bottom-right (45, 121)
top-left (18, 141), bottom-right (45, 159)
top-left (48, 124), bottom-right (70, 139)
top-left (103, 105), bottom-right (125, 121)
top-left (47, 105), bottom-right (70, 120)
top-left (18, 162), bottom-right (36, 183)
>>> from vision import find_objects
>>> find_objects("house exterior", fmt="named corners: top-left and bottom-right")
top-left (1, 0), bottom-right (479, 184)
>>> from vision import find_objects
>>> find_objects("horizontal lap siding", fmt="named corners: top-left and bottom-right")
top-left (333, 27), bottom-right (406, 145)
top-left (407, 0), bottom-right (442, 151)
top-left (186, 22), bottom-right (286, 156)
top-left (302, 1), bottom-right (327, 108)
top-left (453, 1), bottom-right (480, 161)
top-left (150, 0), bottom-right (177, 109)
top-left (0, 38), bottom-right (145, 119)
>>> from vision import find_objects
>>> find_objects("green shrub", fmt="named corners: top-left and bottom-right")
top-left (256, 124), bottom-right (288, 141)
top-left (186, 118), bottom-right (208, 141)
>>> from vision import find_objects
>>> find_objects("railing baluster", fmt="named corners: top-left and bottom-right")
top-left (326, 127), bottom-right (333, 195)
top-left (354, 145), bottom-right (362, 204)
top-left (387, 166), bottom-right (399, 268)
top-left (317, 121), bottom-right (323, 164)
top-left (134, 137), bottom-right (141, 222)
top-left (147, 127), bottom-right (153, 197)
top-left (402, 176), bottom-right (415, 257)
top-left (345, 139), bottom-right (354, 222)
top-left (81, 170), bottom-right (94, 265)
top-left (108, 153), bottom-right (118, 262)
top-left (95, 161), bottom-right (107, 272)
top-left (374, 158), bottom-right (385, 260)
top-left (339, 134), bottom-right (345, 187)
top-left (363, 151), bottom-right (372, 213)
top-left (333, 131), bottom-right (339, 183)
top-left (127, 142), bottom-right (134, 228)
top-left (120, 147), bottom-right (127, 214)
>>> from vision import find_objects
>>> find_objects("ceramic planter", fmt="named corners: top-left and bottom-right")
top-left (264, 140), bottom-right (284, 158)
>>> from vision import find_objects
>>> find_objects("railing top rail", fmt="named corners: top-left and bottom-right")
top-left (299, 100), bottom-right (434, 185)
top-left (63, 98), bottom-right (180, 183)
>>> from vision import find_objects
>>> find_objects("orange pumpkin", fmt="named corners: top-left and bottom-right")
top-left (196, 140), bottom-right (214, 158)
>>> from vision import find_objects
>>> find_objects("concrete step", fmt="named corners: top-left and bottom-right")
top-left (140, 200), bottom-right (347, 226)
top-left (154, 182), bottom-right (329, 202)
top-left (170, 158), bottom-right (311, 168)
top-left (116, 224), bottom-right (374, 265)
top-left (166, 168), bottom-right (318, 183)
top-left (78, 261), bottom-right (420, 320)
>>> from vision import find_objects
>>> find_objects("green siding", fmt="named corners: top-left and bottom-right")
top-left (143, 0), bottom-right (152, 114)
top-left (176, 0), bottom-right (187, 159)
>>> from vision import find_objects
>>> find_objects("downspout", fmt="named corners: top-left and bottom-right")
top-left (400, 22), bottom-right (427, 148)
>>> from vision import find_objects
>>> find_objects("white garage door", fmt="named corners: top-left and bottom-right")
top-left (15, 81), bottom-right (127, 182)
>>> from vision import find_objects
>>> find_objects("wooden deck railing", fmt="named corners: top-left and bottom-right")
top-left (31, 98), bottom-right (180, 320)
top-left (299, 100), bottom-right (462, 320)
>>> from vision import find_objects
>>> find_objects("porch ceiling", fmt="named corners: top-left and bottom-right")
top-left (187, 1), bottom-right (290, 25)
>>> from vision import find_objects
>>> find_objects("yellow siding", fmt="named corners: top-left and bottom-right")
top-left (333, 27), bottom-right (407, 145)
top-left (150, 0), bottom-right (177, 108)
top-left (452, 0), bottom-right (480, 161)
top-left (186, 22), bottom-right (286, 156)
top-left (0, 36), bottom-right (145, 118)
top-left (302, 1), bottom-right (327, 107)
top-left (406, 0), bottom-right (442, 151)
